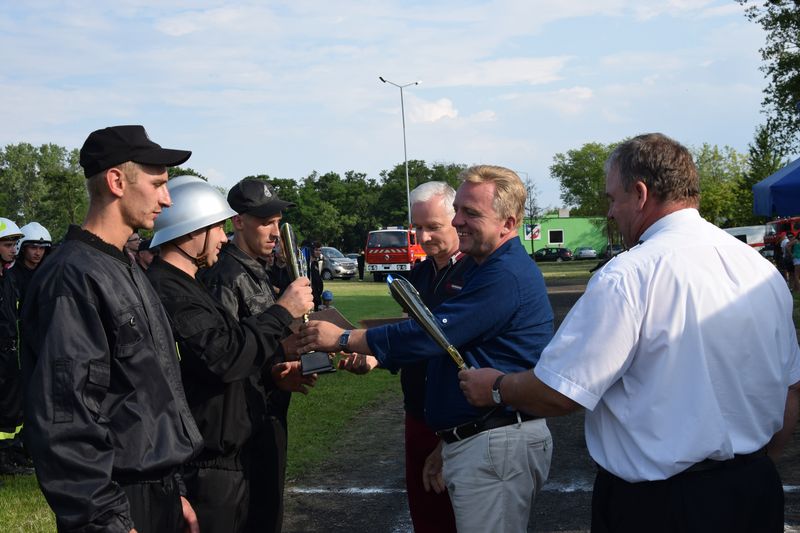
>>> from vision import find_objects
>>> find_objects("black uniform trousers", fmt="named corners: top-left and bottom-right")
top-left (183, 407), bottom-right (289, 533)
top-left (591, 455), bottom-right (783, 533)
top-left (0, 339), bottom-right (22, 435)
top-left (118, 472), bottom-right (184, 533)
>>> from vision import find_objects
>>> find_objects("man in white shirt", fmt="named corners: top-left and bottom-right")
top-left (459, 132), bottom-right (800, 532)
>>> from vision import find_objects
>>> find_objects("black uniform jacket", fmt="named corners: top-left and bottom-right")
top-left (9, 261), bottom-right (35, 311)
top-left (20, 226), bottom-right (204, 533)
top-left (202, 243), bottom-right (293, 417)
top-left (0, 266), bottom-right (17, 340)
top-left (147, 255), bottom-right (293, 459)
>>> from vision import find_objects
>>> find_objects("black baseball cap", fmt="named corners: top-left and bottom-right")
top-left (79, 125), bottom-right (191, 178)
top-left (227, 178), bottom-right (295, 217)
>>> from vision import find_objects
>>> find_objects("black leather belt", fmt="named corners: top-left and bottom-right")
top-left (682, 447), bottom-right (768, 474)
top-left (596, 446), bottom-right (769, 480)
top-left (112, 467), bottom-right (176, 485)
top-left (436, 410), bottom-right (541, 444)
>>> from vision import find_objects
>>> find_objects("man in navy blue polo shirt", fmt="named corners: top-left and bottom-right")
top-left (299, 165), bottom-right (554, 533)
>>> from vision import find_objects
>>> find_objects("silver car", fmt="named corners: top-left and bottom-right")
top-left (574, 246), bottom-right (598, 260)
top-left (321, 246), bottom-right (358, 280)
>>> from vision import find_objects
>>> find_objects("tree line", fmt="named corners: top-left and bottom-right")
top-left (551, 125), bottom-right (787, 229)
top-left (0, 143), bottom-right (465, 253)
top-left (0, 125), bottom-right (786, 255)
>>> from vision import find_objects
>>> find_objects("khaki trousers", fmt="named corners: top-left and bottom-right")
top-left (442, 418), bottom-right (552, 533)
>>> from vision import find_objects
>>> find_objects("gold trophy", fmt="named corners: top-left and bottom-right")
top-left (386, 274), bottom-right (469, 371)
top-left (279, 223), bottom-right (335, 376)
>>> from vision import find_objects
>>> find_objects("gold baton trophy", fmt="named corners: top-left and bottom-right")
top-left (386, 274), bottom-right (470, 371)
top-left (279, 223), bottom-right (336, 376)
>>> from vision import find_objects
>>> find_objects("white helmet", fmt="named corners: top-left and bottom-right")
top-left (150, 175), bottom-right (237, 248)
top-left (0, 218), bottom-right (23, 241)
top-left (17, 222), bottom-right (52, 253)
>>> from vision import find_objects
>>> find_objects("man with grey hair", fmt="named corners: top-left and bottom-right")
top-left (339, 180), bottom-right (466, 532)
top-left (300, 166), bottom-right (554, 533)
top-left (460, 133), bottom-right (800, 532)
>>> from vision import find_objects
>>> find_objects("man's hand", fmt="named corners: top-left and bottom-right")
top-left (337, 353), bottom-right (379, 374)
top-left (422, 441), bottom-right (446, 494)
top-left (271, 361), bottom-right (317, 394)
top-left (181, 496), bottom-right (199, 533)
top-left (276, 277), bottom-right (314, 319)
top-left (280, 332), bottom-right (301, 361)
top-left (298, 320), bottom-right (344, 353)
top-left (458, 367), bottom-right (503, 407)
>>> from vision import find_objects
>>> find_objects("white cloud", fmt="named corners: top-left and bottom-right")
top-left (0, 0), bottom-right (773, 211)
top-left (436, 57), bottom-right (571, 88)
top-left (408, 97), bottom-right (458, 123)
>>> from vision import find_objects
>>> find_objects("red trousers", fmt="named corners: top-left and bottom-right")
top-left (404, 413), bottom-right (457, 533)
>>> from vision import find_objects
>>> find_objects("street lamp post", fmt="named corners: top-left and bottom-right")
top-left (380, 76), bottom-right (419, 227)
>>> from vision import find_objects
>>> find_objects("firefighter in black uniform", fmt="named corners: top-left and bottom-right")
top-left (147, 175), bottom-right (314, 533)
top-left (202, 177), bottom-right (316, 532)
top-left (21, 125), bottom-right (205, 532)
top-left (9, 222), bottom-right (52, 309)
top-left (0, 217), bottom-right (23, 474)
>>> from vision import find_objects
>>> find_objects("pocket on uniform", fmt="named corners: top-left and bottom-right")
top-left (114, 306), bottom-right (145, 359)
top-left (82, 360), bottom-right (111, 422)
top-left (53, 359), bottom-right (73, 424)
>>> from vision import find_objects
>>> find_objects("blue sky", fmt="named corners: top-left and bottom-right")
top-left (0, 1), bottom-right (770, 209)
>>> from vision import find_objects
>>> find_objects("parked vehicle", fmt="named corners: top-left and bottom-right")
top-left (573, 246), bottom-right (598, 260)
top-left (345, 253), bottom-right (360, 261)
top-left (764, 217), bottom-right (800, 258)
top-left (321, 246), bottom-right (357, 280)
top-left (531, 247), bottom-right (573, 262)
top-left (722, 225), bottom-right (766, 252)
top-left (601, 243), bottom-right (625, 259)
top-left (365, 227), bottom-right (426, 281)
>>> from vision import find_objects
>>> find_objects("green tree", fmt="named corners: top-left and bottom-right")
top-left (168, 167), bottom-right (207, 180)
top-left (733, 125), bottom-right (786, 225)
top-left (0, 143), bottom-right (88, 241)
top-left (740, 1), bottom-right (800, 152)
top-left (550, 142), bottom-right (618, 216)
top-left (376, 160), bottom-right (465, 227)
top-left (40, 148), bottom-right (88, 240)
top-left (693, 144), bottom-right (748, 226)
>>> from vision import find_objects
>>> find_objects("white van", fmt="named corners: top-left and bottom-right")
top-left (722, 225), bottom-right (766, 251)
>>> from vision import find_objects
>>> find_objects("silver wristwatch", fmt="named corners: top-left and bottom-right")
top-left (338, 330), bottom-right (351, 351)
top-left (491, 374), bottom-right (505, 405)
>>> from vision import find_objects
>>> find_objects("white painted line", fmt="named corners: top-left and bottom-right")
top-left (289, 487), bottom-right (406, 495)
top-left (289, 480), bottom-right (596, 495)
top-left (543, 480), bottom-right (594, 493)
top-left (291, 480), bottom-right (796, 496)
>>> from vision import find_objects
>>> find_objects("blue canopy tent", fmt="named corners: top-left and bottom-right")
top-left (752, 157), bottom-right (800, 216)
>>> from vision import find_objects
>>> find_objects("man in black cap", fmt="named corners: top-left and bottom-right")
top-left (201, 177), bottom-right (315, 533)
top-left (20, 125), bottom-right (205, 533)
top-left (135, 238), bottom-right (159, 270)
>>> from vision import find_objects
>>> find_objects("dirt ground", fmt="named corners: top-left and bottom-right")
top-left (282, 277), bottom-right (800, 533)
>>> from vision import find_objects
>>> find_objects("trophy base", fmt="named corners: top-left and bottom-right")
top-left (301, 351), bottom-right (336, 376)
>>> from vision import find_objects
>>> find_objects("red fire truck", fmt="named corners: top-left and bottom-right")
top-left (364, 227), bottom-right (426, 281)
top-left (765, 216), bottom-right (800, 252)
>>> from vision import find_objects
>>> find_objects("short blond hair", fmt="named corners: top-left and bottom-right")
top-left (458, 165), bottom-right (525, 228)
top-left (86, 161), bottom-right (139, 199)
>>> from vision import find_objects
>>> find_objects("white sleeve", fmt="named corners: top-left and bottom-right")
top-left (534, 271), bottom-right (641, 410)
